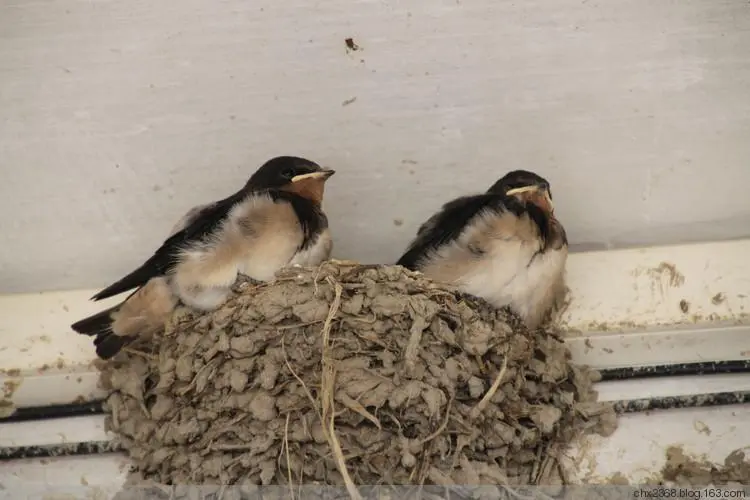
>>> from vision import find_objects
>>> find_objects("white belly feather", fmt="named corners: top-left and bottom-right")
top-left (462, 245), bottom-right (567, 328)
top-left (419, 210), bottom-right (568, 329)
top-left (171, 194), bottom-right (331, 311)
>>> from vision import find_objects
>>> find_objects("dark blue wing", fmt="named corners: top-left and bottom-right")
top-left (90, 189), bottom-right (248, 301)
top-left (396, 193), bottom-right (549, 270)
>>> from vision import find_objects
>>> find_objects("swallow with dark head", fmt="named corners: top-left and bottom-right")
top-left (71, 156), bottom-right (336, 359)
top-left (396, 169), bottom-right (567, 329)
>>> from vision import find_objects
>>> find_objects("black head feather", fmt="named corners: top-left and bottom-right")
top-left (245, 156), bottom-right (325, 190)
top-left (487, 170), bottom-right (552, 198)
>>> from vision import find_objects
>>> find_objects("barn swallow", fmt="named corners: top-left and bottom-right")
top-left (71, 156), bottom-right (336, 359)
top-left (396, 170), bottom-right (567, 329)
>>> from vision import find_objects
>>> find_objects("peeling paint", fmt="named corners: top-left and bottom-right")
top-left (3, 378), bottom-right (21, 398)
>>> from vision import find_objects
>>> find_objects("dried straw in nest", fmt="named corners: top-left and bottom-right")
top-left (99, 260), bottom-right (617, 492)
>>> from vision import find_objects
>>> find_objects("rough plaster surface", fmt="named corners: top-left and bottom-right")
top-left (1, 0), bottom-right (750, 293)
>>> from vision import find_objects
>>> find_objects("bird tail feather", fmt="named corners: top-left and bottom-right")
top-left (70, 306), bottom-right (129, 360)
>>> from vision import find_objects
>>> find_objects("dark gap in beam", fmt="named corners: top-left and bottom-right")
top-left (0, 440), bottom-right (123, 461)
top-left (613, 390), bottom-right (750, 414)
top-left (599, 359), bottom-right (750, 381)
top-left (2, 391), bottom-right (748, 460)
top-left (2, 361), bottom-right (748, 423)
top-left (2, 400), bottom-right (105, 423)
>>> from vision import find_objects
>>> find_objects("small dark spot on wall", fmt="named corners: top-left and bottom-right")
top-left (342, 97), bottom-right (357, 106)
top-left (102, 188), bottom-right (116, 194)
top-left (679, 299), bottom-right (689, 313)
top-left (152, 185), bottom-right (162, 192)
top-left (229, 115), bottom-right (236, 120)
top-left (402, 159), bottom-right (418, 165)
top-left (393, 218), bottom-right (403, 226)
top-left (345, 38), bottom-right (361, 52)
top-left (711, 292), bottom-right (726, 305)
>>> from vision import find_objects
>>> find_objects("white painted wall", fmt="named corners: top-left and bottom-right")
top-left (1, 0), bottom-right (750, 293)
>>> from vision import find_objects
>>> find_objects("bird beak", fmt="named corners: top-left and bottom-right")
top-left (545, 192), bottom-right (554, 214)
top-left (505, 185), bottom-right (537, 197)
top-left (291, 169), bottom-right (336, 183)
top-left (506, 185), bottom-right (554, 214)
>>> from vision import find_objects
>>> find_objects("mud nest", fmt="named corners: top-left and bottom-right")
top-left (100, 261), bottom-right (617, 488)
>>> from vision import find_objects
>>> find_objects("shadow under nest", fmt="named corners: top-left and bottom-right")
top-left (98, 260), bottom-right (617, 488)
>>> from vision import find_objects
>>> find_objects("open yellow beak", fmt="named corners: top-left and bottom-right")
top-left (291, 169), bottom-right (336, 183)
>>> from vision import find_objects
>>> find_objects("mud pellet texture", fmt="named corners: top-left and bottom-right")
top-left (99, 261), bottom-right (617, 487)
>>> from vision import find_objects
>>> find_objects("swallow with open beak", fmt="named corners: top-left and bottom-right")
top-left (71, 156), bottom-right (336, 359)
top-left (396, 170), bottom-right (567, 329)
